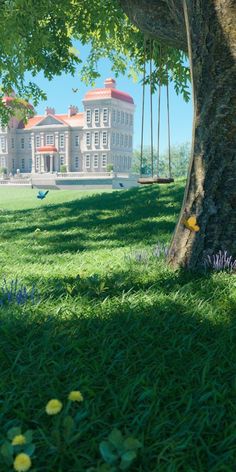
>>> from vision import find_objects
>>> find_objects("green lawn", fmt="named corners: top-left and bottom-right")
top-left (0, 182), bottom-right (235, 471)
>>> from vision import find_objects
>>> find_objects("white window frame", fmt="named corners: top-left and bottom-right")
top-left (93, 154), bottom-right (98, 168)
top-left (86, 109), bottom-right (91, 124)
top-left (60, 134), bottom-right (64, 148)
top-left (120, 134), bottom-right (124, 146)
top-left (102, 131), bottom-right (107, 146)
top-left (46, 135), bottom-right (54, 145)
top-left (11, 138), bottom-right (14, 149)
top-left (60, 155), bottom-right (64, 165)
top-left (85, 154), bottom-right (90, 168)
top-left (20, 137), bottom-right (24, 149)
top-left (29, 137), bottom-right (32, 149)
top-left (117, 110), bottom-right (121, 123)
top-left (75, 135), bottom-right (79, 147)
top-left (36, 156), bottom-right (40, 170)
top-left (103, 108), bottom-right (108, 123)
top-left (94, 109), bottom-right (99, 123)
top-left (102, 154), bottom-right (107, 168)
top-left (86, 132), bottom-right (91, 146)
top-left (36, 136), bottom-right (40, 148)
top-left (21, 158), bottom-right (25, 170)
top-left (94, 132), bottom-right (99, 146)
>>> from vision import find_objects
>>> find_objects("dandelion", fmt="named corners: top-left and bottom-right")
top-left (13, 453), bottom-right (31, 471)
top-left (12, 434), bottom-right (26, 446)
top-left (68, 390), bottom-right (84, 402)
top-left (45, 399), bottom-right (63, 415)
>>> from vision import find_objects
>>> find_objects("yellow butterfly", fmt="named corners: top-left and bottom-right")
top-left (183, 216), bottom-right (200, 232)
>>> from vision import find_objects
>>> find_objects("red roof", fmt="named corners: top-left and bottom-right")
top-left (24, 112), bottom-right (84, 129)
top-left (37, 146), bottom-right (57, 153)
top-left (84, 88), bottom-right (134, 104)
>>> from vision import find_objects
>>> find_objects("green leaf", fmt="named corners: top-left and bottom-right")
top-left (123, 437), bottom-right (142, 451)
top-left (7, 426), bottom-right (21, 440)
top-left (99, 441), bottom-right (118, 465)
top-left (24, 430), bottom-right (33, 444)
top-left (0, 441), bottom-right (14, 459)
top-left (120, 450), bottom-right (137, 470)
top-left (108, 428), bottom-right (124, 449)
top-left (24, 443), bottom-right (36, 456)
top-left (63, 415), bottom-right (75, 438)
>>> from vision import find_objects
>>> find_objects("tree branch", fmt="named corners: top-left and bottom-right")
top-left (119, 0), bottom-right (188, 52)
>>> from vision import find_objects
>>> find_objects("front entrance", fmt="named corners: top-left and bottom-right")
top-left (44, 154), bottom-right (54, 172)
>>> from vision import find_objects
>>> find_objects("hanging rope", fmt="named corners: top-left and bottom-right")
top-left (166, 77), bottom-right (172, 178)
top-left (140, 37), bottom-right (147, 176)
top-left (157, 45), bottom-right (162, 178)
top-left (150, 39), bottom-right (154, 177)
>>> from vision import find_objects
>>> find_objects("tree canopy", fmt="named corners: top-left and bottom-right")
top-left (0, 0), bottom-right (190, 121)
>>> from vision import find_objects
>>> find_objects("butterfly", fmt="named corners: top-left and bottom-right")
top-left (72, 88), bottom-right (79, 93)
top-left (37, 190), bottom-right (49, 200)
top-left (183, 216), bottom-right (200, 232)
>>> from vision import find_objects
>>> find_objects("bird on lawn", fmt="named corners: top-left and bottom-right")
top-left (119, 183), bottom-right (124, 188)
top-left (37, 190), bottom-right (49, 200)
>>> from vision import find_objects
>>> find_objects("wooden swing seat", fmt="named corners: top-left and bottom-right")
top-left (138, 177), bottom-right (174, 185)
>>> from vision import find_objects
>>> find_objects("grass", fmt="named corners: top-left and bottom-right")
top-left (0, 181), bottom-right (235, 471)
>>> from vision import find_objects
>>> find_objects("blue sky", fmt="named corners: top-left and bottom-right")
top-left (26, 43), bottom-right (193, 153)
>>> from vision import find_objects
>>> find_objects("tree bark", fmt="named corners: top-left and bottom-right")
top-left (120, 0), bottom-right (236, 268)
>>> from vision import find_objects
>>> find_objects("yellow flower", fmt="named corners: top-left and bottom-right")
top-left (13, 453), bottom-right (31, 472)
top-left (12, 434), bottom-right (26, 446)
top-left (68, 390), bottom-right (84, 402)
top-left (45, 398), bottom-right (63, 415)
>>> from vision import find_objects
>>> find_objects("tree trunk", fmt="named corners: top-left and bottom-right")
top-left (120, 0), bottom-right (236, 268)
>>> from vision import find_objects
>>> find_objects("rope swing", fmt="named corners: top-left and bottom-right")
top-left (138, 38), bottom-right (174, 185)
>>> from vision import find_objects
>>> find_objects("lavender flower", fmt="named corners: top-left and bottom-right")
top-left (203, 250), bottom-right (236, 272)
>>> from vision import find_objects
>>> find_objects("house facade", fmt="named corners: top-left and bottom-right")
top-left (0, 78), bottom-right (135, 174)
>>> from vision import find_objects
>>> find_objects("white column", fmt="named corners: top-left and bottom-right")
top-left (50, 154), bottom-right (53, 173)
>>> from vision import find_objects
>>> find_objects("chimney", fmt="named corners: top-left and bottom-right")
top-left (68, 105), bottom-right (78, 117)
top-left (45, 107), bottom-right (55, 115)
top-left (104, 78), bottom-right (116, 89)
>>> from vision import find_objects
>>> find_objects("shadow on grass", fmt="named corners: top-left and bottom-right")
top-left (0, 274), bottom-right (235, 471)
top-left (1, 184), bottom-right (184, 254)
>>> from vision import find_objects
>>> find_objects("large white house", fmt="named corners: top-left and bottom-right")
top-left (0, 78), bottom-right (135, 174)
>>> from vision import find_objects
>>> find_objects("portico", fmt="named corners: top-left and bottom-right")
top-left (35, 146), bottom-right (59, 172)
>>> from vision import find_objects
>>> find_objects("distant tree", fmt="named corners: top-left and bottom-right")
top-left (132, 142), bottom-right (191, 178)
top-left (60, 165), bottom-right (67, 173)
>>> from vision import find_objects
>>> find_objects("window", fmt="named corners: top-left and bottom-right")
top-left (94, 109), bottom-right (99, 123)
top-left (1, 137), bottom-right (6, 152)
top-left (60, 134), bottom-right (64, 148)
top-left (102, 132), bottom-right (107, 146)
top-left (21, 138), bottom-right (24, 149)
top-left (86, 132), bottom-right (91, 146)
top-left (85, 154), bottom-right (90, 168)
top-left (29, 159), bottom-right (32, 171)
top-left (11, 138), bottom-right (14, 149)
top-left (94, 132), bottom-right (99, 146)
top-left (117, 111), bottom-right (120, 123)
top-left (124, 156), bottom-right (127, 168)
top-left (36, 156), bottom-right (40, 170)
top-left (112, 109), bottom-right (116, 122)
top-left (21, 159), bottom-right (25, 170)
top-left (120, 134), bottom-right (124, 146)
top-left (46, 135), bottom-right (54, 145)
top-left (36, 136), bottom-right (40, 148)
top-left (29, 137), bottom-right (32, 149)
top-left (86, 109), bottom-right (91, 124)
top-left (103, 108), bottom-right (108, 123)
top-left (129, 135), bottom-right (132, 148)
top-left (60, 155), bottom-right (64, 165)
top-left (125, 112), bottom-right (128, 124)
top-left (12, 159), bottom-right (15, 169)
top-left (112, 133), bottom-right (115, 145)
top-left (130, 114), bottom-right (133, 126)
top-left (102, 154), bottom-right (107, 167)
top-left (93, 154), bottom-right (98, 168)
top-left (124, 135), bottom-right (128, 147)
top-left (116, 133), bottom-right (119, 145)
top-left (75, 156), bottom-right (79, 168)
top-left (75, 135), bottom-right (79, 147)
top-left (121, 111), bottom-right (124, 124)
